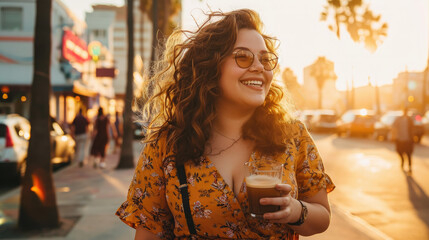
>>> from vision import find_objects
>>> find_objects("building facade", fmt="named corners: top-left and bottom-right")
top-left (86, 0), bottom-right (153, 114)
top-left (0, 0), bottom-right (115, 125)
top-left (392, 71), bottom-right (429, 111)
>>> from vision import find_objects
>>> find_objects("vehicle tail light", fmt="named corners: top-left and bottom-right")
top-left (5, 126), bottom-right (14, 147)
top-left (415, 115), bottom-right (422, 122)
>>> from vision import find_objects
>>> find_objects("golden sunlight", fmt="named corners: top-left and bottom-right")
top-left (30, 173), bottom-right (46, 203)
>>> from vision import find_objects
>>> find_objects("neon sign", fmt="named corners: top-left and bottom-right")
top-left (62, 30), bottom-right (89, 63)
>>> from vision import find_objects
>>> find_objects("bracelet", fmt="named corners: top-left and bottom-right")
top-left (288, 200), bottom-right (308, 226)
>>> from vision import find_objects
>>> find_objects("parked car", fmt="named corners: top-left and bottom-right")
top-left (374, 110), bottom-right (424, 143)
top-left (50, 117), bottom-right (75, 165)
top-left (310, 110), bottom-right (338, 133)
top-left (297, 110), bottom-right (316, 131)
top-left (0, 114), bottom-right (31, 180)
top-left (0, 114), bottom-right (75, 181)
top-left (373, 111), bottom-right (402, 141)
top-left (336, 109), bottom-right (377, 137)
top-left (423, 110), bottom-right (429, 133)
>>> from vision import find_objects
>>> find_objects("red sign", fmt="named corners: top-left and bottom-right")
top-left (96, 67), bottom-right (117, 78)
top-left (62, 30), bottom-right (89, 63)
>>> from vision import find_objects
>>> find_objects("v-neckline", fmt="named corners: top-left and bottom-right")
top-left (203, 153), bottom-right (258, 202)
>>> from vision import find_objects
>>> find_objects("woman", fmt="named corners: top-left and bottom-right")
top-left (116, 9), bottom-right (334, 239)
top-left (89, 107), bottom-right (111, 169)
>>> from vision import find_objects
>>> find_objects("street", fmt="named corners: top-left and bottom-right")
top-left (312, 133), bottom-right (429, 240)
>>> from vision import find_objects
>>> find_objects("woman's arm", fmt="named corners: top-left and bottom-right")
top-left (261, 186), bottom-right (331, 236)
top-left (135, 226), bottom-right (159, 240)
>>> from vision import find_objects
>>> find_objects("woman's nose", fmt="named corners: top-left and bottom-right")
top-left (248, 58), bottom-right (264, 72)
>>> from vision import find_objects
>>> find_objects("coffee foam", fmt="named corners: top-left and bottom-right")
top-left (245, 175), bottom-right (280, 188)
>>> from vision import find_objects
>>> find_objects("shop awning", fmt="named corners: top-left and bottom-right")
top-left (73, 81), bottom-right (98, 97)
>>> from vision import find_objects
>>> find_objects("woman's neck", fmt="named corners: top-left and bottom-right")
top-left (213, 104), bottom-right (255, 138)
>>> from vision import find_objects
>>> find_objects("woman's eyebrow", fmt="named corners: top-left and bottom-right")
top-left (233, 46), bottom-right (249, 51)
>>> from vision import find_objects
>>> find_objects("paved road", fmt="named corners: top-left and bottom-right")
top-left (311, 133), bottom-right (429, 240)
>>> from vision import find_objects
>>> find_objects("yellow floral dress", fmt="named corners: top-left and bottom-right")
top-left (116, 122), bottom-right (335, 239)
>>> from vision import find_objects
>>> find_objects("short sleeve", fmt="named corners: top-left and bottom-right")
top-left (115, 140), bottom-right (174, 238)
top-left (294, 122), bottom-right (335, 199)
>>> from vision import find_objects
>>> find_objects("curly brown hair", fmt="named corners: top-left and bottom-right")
top-left (141, 9), bottom-right (297, 165)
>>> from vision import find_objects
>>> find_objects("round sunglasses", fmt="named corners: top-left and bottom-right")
top-left (232, 49), bottom-right (278, 71)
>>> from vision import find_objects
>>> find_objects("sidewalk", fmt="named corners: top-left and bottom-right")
top-left (0, 150), bottom-right (391, 240)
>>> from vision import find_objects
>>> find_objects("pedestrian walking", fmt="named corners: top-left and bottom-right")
top-left (113, 111), bottom-right (123, 153)
top-left (89, 107), bottom-right (113, 169)
top-left (116, 9), bottom-right (334, 239)
top-left (71, 108), bottom-right (89, 167)
top-left (392, 108), bottom-right (415, 174)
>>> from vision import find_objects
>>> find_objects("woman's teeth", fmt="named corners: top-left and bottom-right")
top-left (241, 80), bottom-right (263, 87)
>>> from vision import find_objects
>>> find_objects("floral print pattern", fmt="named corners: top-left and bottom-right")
top-left (116, 121), bottom-right (335, 239)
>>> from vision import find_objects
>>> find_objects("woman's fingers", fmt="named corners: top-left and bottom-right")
top-left (260, 196), bottom-right (291, 207)
top-left (276, 184), bottom-right (292, 196)
top-left (259, 184), bottom-right (298, 223)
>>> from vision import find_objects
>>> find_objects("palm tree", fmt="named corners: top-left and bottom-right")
top-left (310, 57), bottom-right (337, 109)
top-left (140, 0), bottom-right (182, 73)
top-left (282, 68), bottom-right (304, 108)
top-left (117, 0), bottom-right (135, 169)
top-left (321, 0), bottom-right (388, 53)
top-left (18, 0), bottom-right (59, 229)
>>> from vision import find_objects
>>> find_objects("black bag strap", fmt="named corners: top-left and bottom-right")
top-left (177, 164), bottom-right (196, 235)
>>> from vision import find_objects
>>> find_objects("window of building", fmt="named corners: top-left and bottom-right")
top-left (93, 29), bottom-right (106, 38)
top-left (1, 7), bottom-right (23, 31)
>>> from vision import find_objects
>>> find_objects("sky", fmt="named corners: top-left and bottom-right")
top-left (62, 0), bottom-right (429, 90)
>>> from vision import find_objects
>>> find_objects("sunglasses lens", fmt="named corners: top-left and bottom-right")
top-left (235, 50), bottom-right (254, 68)
top-left (260, 53), bottom-right (278, 71)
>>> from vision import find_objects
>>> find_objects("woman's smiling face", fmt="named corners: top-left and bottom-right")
top-left (217, 28), bottom-right (274, 111)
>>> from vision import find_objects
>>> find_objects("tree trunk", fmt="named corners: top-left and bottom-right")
top-left (318, 87), bottom-right (323, 109)
top-left (140, 4), bottom-right (145, 71)
top-left (150, 0), bottom-right (158, 77)
top-left (117, 0), bottom-right (135, 169)
top-left (18, 0), bottom-right (59, 229)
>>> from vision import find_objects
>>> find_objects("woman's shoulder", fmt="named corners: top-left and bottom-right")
top-left (285, 119), bottom-right (307, 138)
top-left (143, 131), bottom-right (173, 157)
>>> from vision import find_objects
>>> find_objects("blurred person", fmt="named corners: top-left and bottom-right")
top-left (113, 111), bottom-right (123, 153)
top-left (392, 108), bottom-right (415, 174)
top-left (116, 9), bottom-right (334, 239)
top-left (71, 108), bottom-right (89, 167)
top-left (89, 107), bottom-right (113, 169)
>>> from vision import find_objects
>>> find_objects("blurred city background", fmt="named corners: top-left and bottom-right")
top-left (0, 0), bottom-right (428, 239)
